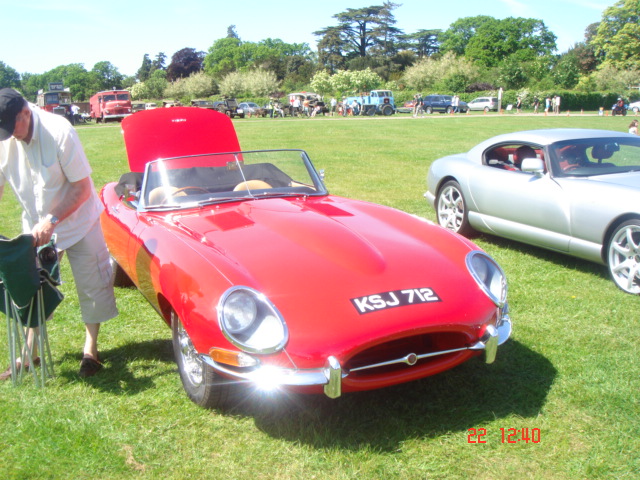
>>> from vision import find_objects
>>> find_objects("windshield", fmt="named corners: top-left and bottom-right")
top-left (140, 149), bottom-right (327, 210)
top-left (549, 137), bottom-right (640, 177)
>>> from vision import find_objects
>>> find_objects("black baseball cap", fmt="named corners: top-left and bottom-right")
top-left (0, 88), bottom-right (27, 141)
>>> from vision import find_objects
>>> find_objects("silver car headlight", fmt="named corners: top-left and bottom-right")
top-left (466, 251), bottom-right (507, 307)
top-left (218, 286), bottom-right (288, 354)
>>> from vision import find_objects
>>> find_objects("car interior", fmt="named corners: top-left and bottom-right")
top-left (485, 144), bottom-right (546, 172)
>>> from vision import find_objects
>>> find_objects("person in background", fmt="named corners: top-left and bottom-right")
top-left (629, 119), bottom-right (639, 135)
top-left (0, 88), bottom-right (118, 379)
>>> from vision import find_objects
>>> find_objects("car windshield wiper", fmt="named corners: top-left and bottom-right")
top-left (196, 196), bottom-right (253, 207)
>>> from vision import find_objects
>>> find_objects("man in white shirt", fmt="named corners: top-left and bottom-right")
top-left (0, 88), bottom-right (118, 378)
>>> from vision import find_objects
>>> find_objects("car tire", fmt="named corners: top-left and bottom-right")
top-left (446, 106), bottom-right (453, 114)
top-left (381, 104), bottom-right (394, 116)
top-left (425, 106), bottom-right (433, 114)
top-left (607, 219), bottom-right (640, 295)
top-left (171, 310), bottom-right (235, 408)
top-left (633, 107), bottom-right (639, 113)
top-left (484, 107), bottom-right (490, 113)
top-left (436, 180), bottom-right (474, 236)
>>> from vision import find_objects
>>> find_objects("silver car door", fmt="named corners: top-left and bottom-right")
top-left (467, 167), bottom-right (571, 252)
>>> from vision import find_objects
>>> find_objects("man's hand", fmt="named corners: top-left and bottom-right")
top-left (31, 218), bottom-right (56, 247)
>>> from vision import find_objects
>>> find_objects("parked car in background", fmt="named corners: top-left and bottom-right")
top-left (213, 98), bottom-right (245, 118)
top-left (422, 95), bottom-right (468, 114)
top-left (628, 100), bottom-right (640, 114)
top-left (145, 103), bottom-right (157, 110)
top-left (132, 102), bottom-right (146, 113)
top-left (100, 107), bottom-right (512, 409)
top-left (396, 101), bottom-right (415, 114)
top-left (191, 100), bottom-right (216, 110)
top-left (467, 97), bottom-right (499, 112)
top-left (238, 102), bottom-right (266, 117)
top-left (426, 129), bottom-right (640, 295)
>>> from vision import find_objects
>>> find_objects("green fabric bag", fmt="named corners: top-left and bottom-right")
top-left (0, 234), bottom-right (64, 327)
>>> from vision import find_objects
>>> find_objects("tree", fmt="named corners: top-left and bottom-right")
top-left (137, 54), bottom-right (153, 82)
top-left (464, 18), bottom-right (557, 67)
top-left (0, 61), bottom-right (20, 89)
top-left (204, 37), bottom-right (313, 83)
top-left (167, 48), bottom-right (205, 81)
top-left (227, 25), bottom-right (239, 39)
top-left (402, 52), bottom-right (480, 92)
top-left (145, 69), bottom-right (169, 99)
top-left (590, 0), bottom-right (640, 69)
top-left (153, 52), bottom-right (167, 71)
top-left (314, 3), bottom-right (402, 60)
top-left (91, 61), bottom-right (124, 91)
top-left (401, 29), bottom-right (442, 58)
top-left (439, 16), bottom-right (495, 56)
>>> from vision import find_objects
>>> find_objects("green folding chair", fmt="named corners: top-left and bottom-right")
top-left (0, 234), bottom-right (63, 387)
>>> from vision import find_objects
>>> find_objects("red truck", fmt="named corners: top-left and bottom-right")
top-left (90, 90), bottom-right (132, 123)
top-left (37, 82), bottom-right (72, 117)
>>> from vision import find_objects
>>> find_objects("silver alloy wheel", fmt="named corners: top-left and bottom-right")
top-left (437, 183), bottom-right (466, 233)
top-left (174, 312), bottom-right (204, 386)
top-left (608, 221), bottom-right (640, 295)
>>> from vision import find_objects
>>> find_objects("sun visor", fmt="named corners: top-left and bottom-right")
top-left (121, 107), bottom-right (241, 172)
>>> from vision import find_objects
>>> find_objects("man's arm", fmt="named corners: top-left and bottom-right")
top-left (31, 177), bottom-right (92, 247)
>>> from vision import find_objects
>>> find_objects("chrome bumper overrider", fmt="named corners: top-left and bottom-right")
top-left (201, 309), bottom-right (512, 399)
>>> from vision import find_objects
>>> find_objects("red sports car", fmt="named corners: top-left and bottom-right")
top-left (100, 107), bottom-right (512, 409)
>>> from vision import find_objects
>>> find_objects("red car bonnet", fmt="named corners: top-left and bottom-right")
top-left (121, 107), bottom-right (241, 173)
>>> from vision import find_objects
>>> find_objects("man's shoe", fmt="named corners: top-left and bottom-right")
top-left (79, 355), bottom-right (102, 378)
top-left (0, 357), bottom-right (41, 380)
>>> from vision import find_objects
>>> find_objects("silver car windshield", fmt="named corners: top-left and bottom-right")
top-left (140, 149), bottom-right (327, 210)
top-left (549, 137), bottom-right (640, 177)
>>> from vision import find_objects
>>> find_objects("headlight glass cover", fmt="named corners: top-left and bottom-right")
top-left (466, 251), bottom-right (507, 307)
top-left (218, 286), bottom-right (288, 354)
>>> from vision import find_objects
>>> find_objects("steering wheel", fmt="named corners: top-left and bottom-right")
top-left (171, 186), bottom-right (209, 196)
top-left (233, 180), bottom-right (272, 191)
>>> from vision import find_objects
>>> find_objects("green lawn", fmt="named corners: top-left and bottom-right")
top-left (1, 112), bottom-right (638, 479)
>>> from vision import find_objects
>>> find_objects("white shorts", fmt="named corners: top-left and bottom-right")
top-left (64, 219), bottom-right (118, 324)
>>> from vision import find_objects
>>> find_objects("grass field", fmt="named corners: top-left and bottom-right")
top-left (1, 112), bottom-right (638, 480)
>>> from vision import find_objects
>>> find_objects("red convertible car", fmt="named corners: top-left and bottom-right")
top-left (100, 107), bottom-right (512, 409)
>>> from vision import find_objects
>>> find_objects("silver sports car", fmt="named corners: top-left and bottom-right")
top-left (425, 129), bottom-right (640, 295)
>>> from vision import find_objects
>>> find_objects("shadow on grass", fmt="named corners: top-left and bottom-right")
top-left (476, 233), bottom-right (609, 281)
top-left (224, 339), bottom-right (556, 451)
top-left (57, 338), bottom-right (174, 394)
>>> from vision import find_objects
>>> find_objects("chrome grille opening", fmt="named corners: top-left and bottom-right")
top-left (345, 332), bottom-right (470, 377)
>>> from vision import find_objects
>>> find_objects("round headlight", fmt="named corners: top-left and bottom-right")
top-left (466, 251), bottom-right (507, 307)
top-left (221, 290), bottom-right (257, 334)
top-left (218, 286), bottom-right (288, 354)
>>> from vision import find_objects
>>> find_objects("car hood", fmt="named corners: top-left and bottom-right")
top-left (585, 170), bottom-right (640, 189)
top-left (170, 196), bottom-right (496, 361)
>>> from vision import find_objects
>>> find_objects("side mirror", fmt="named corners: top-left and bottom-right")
top-left (521, 158), bottom-right (545, 177)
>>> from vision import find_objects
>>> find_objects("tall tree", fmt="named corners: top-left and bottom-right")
top-left (401, 29), bottom-right (442, 58)
top-left (439, 16), bottom-right (495, 56)
top-left (590, 0), bottom-right (640, 69)
top-left (167, 48), bottom-right (205, 81)
top-left (227, 25), bottom-right (239, 39)
top-left (314, 2), bottom-right (402, 60)
top-left (445, 17), bottom-right (556, 67)
top-left (137, 54), bottom-right (153, 82)
top-left (153, 52), bottom-right (167, 71)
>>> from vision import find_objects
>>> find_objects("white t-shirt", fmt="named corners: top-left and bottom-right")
top-left (0, 104), bottom-right (103, 250)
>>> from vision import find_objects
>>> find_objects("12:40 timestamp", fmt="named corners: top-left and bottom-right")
top-left (467, 427), bottom-right (541, 444)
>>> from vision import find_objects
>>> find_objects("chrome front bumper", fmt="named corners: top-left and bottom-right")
top-left (201, 310), bottom-right (512, 399)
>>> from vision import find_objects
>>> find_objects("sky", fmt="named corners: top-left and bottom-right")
top-left (0, 0), bottom-right (611, 77)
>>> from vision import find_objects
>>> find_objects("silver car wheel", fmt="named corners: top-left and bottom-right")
top-left (436, 181), bottom-right (472, 235)
top-left (608, 220), bottom-right (640, 295)
top-left (174, 312), bottom-right (204, 386)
